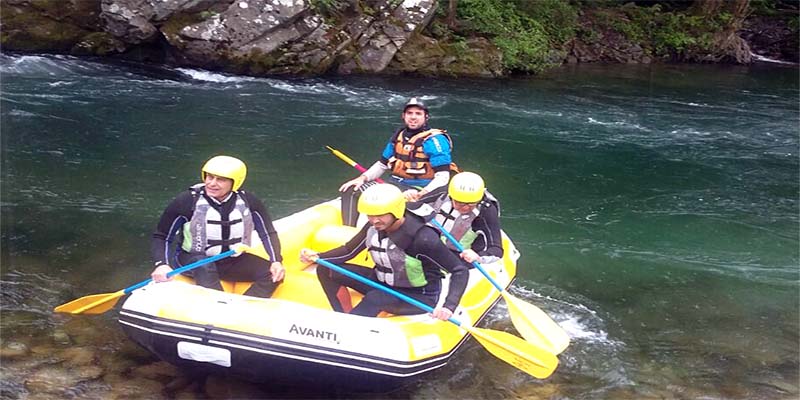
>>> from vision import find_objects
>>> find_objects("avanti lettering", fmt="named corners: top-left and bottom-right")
top-left (289, 324), bottom-right (339, 344)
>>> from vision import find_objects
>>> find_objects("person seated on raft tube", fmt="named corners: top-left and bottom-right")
top-left (150, 155), bottom-right (285, 298)
top-left (300, 184), bottom-right (469, 320)
top-left (338, 97), bottom-right (459, 226)
top-left (410, 172), bottom-right (504, 266)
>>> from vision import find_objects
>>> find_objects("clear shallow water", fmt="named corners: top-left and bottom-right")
top-left (1, 54), bottom-right (798, 399)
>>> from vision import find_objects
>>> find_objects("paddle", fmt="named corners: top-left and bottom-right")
top-left (430, 219), bottom-right (571, 355)
top-left (326, 146), bottom-right (385, 184)
top-left (54, 248), bottom-right (241, 315)
top-left (314, 257), bottom-right (559, 379)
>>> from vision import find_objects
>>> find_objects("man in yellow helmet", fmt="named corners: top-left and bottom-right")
top-left (413, 172), bottom-right (503, 265)
top-left (300, 184), bottom-right (469, 320)
top-left (338, 97), bottom-right (459, 226)
top-left (149, 155), bottom-right (285, 298)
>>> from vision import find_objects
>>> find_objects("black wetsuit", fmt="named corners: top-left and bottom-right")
top-left (317, 212), bottom-right (469, 317)
top-left (416, 187), bottom-right (504, 260)
top-left (151, 187), bottom-right (283, 298)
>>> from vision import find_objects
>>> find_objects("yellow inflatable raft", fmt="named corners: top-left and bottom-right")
top-left (119, 199), bottom-right (519, 389)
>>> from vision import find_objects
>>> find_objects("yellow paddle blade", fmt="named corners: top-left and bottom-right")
top-left (326, 146), bottom-right (358, 167)
top-left (463, 325), bottom-right (559, 379)
top-left (53, 290), bottom-right (125, 315)
top-left (503, 292), bottom-right (571, 355)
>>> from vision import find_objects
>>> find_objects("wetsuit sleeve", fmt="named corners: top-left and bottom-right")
top-left (245, 192), bottom-right (283, 263)
top-left (472, 202), bottom-right (504, 258)
top-left (150, 191), bottom-right (194, 266)
top-left (412, 228), bottom-right (469, 312)
top-left (317, 224), bottom-right (369, 264)
top-left (422, 135), bottom-right (452, 171)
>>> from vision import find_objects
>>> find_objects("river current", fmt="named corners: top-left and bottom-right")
top-left (1, 53), bottom-right (798, 399)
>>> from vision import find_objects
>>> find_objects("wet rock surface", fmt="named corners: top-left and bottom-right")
top-left (3, 0), bottom-right (794, 77)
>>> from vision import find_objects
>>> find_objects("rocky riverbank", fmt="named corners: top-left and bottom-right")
top-left (1, 0), bottom-right (797, 78)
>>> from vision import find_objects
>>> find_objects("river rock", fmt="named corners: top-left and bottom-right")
top-left (101, 0), bottom-right (159, 44)
top-left (52, 330), bottom-right (72, 346)
top-left (104, 373), bottom-right (167, 399)
top-left (741, 15), bottom-right (799, 63)
top-left (164, 375), bottom-right (198, 395)
top-left (131, 361), bottom-right (179, 380)
top-left (165, 0), bottom-right (312, 66)
top-left (387, 35), bottom-right (503, 77)
top-left (2, 1), bottom-right (788, 78)
top-left (203, 374), bottom-right (268, 399)
top-left (61, 347), bottom-right (99, 367)
top-left (338, 0), bottom-right (436, 74)
top-left (24, 364), bottom-right (103, 395)
top-left (0, 341), bottom-right (30, 359)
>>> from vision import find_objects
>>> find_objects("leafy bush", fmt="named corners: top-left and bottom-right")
top-left (457, 0), bottom-right (551, 72)
top-left (611, 4), bottom-right (730, 58)
top-left (511, 0), bottom-right (578, 45)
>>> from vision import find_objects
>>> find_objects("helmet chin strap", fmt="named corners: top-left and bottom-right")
top-left (386, 216), bottom-right (404, 232)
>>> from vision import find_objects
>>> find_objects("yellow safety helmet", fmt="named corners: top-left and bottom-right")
top-left (448, 172), bottom-right (485, 204)
top-left (358, 184), bottom-right (406, 219)
top-left (201, 155), bottom-right (247, 192)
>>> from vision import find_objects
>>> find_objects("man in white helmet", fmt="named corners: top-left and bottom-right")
top-left (149, 155), bottom-right (285, 298)
top-left (338, 97), bottom-right (459, 226)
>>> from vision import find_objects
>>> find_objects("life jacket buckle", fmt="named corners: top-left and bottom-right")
top-left (405, 167), bottom-right (427, 175)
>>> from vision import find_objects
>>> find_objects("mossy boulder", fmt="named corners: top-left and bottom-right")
top-left (2, 4), bottom-right (92, 52)
top-left (0, 0), bottom-right (125, 55)
top-left (72, 32), bottom-right (126, 56)
top-left (388, 33), bottom-right (503, 78)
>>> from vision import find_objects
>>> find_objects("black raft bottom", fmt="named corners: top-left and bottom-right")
top-left (121, 323), bottom-right (435, 395)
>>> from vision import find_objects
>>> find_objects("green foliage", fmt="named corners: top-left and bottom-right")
top-left (428, 19), bottom-right (452, 39)
top-left (656, 10), bottom-right (723, 56)
top-left (309, 0), bottom-right (350, 16)
top-left (590, 3), bottom-right (733, 58)
top-left (511, 0), bottom-right (578, 45)
top-left (451, 36), bottom-right (470, 56)
top-left (457, 0), bottom-right (552, 72)
top-left (750, 0), bottom-right (779, 16)
top-left (576, 26), bottom-right (600, 44)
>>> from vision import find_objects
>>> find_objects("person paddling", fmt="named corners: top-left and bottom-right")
top-left (150, 155), bottom-right (285, 298)
top-left (300, 184), bottom-right (469, 320)
top-left (412, 172), bottom-right (504, 265)
top-left (338, 97), bottom-right (459, 226)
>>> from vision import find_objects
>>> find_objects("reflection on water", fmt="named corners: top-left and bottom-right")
top-left (1, 54), bottom-right (798, 399)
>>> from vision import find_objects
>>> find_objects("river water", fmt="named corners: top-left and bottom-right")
top-left (1, 53), bottom-right (797, 399)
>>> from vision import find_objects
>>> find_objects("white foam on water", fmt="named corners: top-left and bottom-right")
top-left (176, 68), bottom-right (256, 83)
top-left (587, 117), bottom-right (651, 132)
top-left (750, 52), bottom-right (797, 65)
top-left (507, 284), bottom-right (624, 348)
top-left (7, 109), bottom-right (36, 117)
top-left (48, 81), bottom-right (76, 87)
top-left (557, 313), bottom-right (618, 346)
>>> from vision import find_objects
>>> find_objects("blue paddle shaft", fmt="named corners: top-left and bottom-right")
top-left (430, 220), bottom-right (504, 292)
top-left (316, 258), bottom-right (463, 326)
top-left (123, 249), bottom-right (237, 294)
